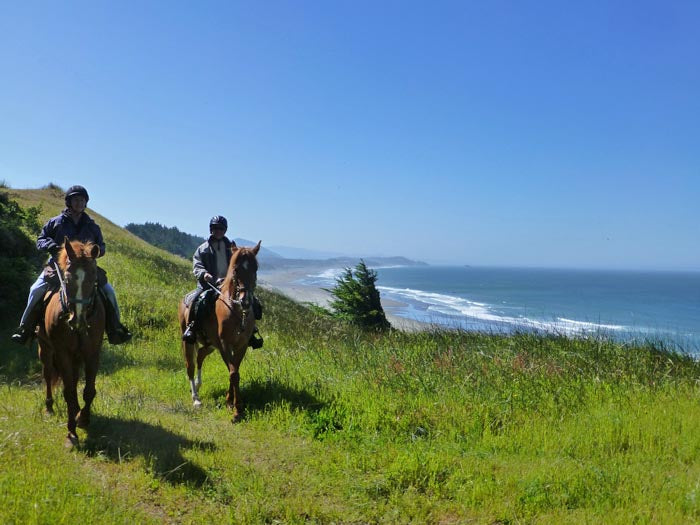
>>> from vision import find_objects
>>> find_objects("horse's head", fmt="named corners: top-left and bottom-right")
top-left (58, 238), bottom-right (100, 333)
top-left (225, 241), bottom-right (261, 310)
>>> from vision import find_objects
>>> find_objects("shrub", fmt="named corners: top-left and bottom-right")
top-left (0, 192), bottom-right (42, 323)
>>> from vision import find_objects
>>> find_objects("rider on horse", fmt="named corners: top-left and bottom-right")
top-left (10, 185), bottom-right (132, 346)
top-left (181, 215), bottom-right (263, 348)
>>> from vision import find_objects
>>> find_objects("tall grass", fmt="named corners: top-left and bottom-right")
top-left (1, 188), bottom-right (699, 523)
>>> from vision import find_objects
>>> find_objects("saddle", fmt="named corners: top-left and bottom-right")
top-left (184, 288), bottom-right (217, 320)
top-left (184, 288), bottom-right (263, 320)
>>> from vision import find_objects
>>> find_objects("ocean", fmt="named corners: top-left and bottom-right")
top-left (302, 265), bottom-right (700, 354)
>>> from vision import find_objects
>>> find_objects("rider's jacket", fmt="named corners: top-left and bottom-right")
top-left (37, 209), bottom-right (106, 264)
top-left (193, 236), bottom-right (234, 287)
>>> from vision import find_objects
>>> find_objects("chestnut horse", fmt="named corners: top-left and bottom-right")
top-left (178, 241), bottom-right (261, 422)
top-left (38, 239), bottom-right (105, 448)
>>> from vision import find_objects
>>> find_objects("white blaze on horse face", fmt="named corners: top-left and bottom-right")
top-left (242, 260), bottom-right (249, 271)
top-left (74, 268), bottom-right (86, 321)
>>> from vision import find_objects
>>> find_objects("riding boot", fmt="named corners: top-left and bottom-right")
top-left (11, 307), bottom-right (40, 344)
top-left (100, 284), bottom-right (132, 345)
top-left (11, 278), bottom-right (48, 345)
top-left (10, 322), bottom-right (37, 345)
top-left (248, 327), bottom-right (263, 349)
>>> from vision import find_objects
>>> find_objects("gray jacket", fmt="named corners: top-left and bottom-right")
top-left (193, 236), bottom-right (234, 287)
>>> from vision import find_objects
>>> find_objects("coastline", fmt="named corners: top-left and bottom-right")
top-left (259, 268), bottom-right (428, 332)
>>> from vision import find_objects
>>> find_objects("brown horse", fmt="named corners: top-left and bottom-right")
top-left (38, 239), bottom-right (106, 448)
top-left (178, 241), bottom-right (261, 422)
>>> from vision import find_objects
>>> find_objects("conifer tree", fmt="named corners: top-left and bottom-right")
top-left (326, 260), bottom-right (390, 330)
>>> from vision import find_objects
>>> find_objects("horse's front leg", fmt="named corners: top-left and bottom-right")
top-left (61, 364), bottom-right (81, 448)
top-left (76, 355), bottom-right (99, 429)
top-left (223, 344), bottom-right (247, 423)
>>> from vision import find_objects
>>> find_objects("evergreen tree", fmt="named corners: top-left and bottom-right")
top-left (326, 260), bottom-right (390, 330)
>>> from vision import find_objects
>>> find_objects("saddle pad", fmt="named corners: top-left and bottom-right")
top-left (184, 289), bottom-right (200, 308)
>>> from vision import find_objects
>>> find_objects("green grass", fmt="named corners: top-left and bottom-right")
top-left (1, 187), bottom-right (700, 523)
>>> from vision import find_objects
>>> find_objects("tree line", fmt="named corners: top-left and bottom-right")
top-left (125, 222), bottom-right (204, 259)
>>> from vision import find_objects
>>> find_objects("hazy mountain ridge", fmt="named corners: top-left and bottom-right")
top-left (125, 222), bottom-right (426, 268)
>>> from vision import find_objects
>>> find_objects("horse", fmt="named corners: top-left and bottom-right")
top-left (37, 238), bottom-right (106, 449)
top-left (178, 241), bottom-right (261, 422)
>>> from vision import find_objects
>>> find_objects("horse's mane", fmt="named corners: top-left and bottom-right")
top-left (57, 240), bottom-right (98, 271)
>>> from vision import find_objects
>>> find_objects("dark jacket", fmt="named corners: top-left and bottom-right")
top-left (193, 236), bottom-right (234, 286)
top-left (37, 210), bottom-right (106, 264)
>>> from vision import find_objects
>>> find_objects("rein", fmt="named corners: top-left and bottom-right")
top-left (206, 278), bottom-right (245, 308)
top-left (54, 262), bottom-right (70, 313)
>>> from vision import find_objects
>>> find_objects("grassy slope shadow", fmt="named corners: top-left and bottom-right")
top-left (82, 415), bottom-right (216, 487)
top-left (0, 328), bottom-right (42, 383)
top-left (0, 330), bottom-right (142, 384)
top-left (207, 378), bottom-right (327, 419)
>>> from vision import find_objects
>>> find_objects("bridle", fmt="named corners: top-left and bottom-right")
top-left (54, 261), bottom-right (98, 326)
top-left (206, 255), bottom-right (256, 332)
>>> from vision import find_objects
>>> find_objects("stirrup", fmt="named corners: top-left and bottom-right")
top-left (182, 322), bottom-right (197, 344)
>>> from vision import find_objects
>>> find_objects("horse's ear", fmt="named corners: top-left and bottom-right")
top-left (90, 244), bottom-right (100, 259)
top-left (252, 240), bottom-right (261, 255)
top-left (230, 242), bottom-right (238, 255)
top-left (64, 237), bottom-right (76, 261)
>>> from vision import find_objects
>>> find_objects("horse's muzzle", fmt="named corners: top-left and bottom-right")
top-left (68, 312), bottom-right (90, 334)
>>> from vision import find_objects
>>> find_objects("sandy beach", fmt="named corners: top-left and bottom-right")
top-left (259, 267), bottom-right (428, 332)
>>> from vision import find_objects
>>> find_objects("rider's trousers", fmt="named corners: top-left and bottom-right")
top-left (19, 273), bottom-right (122, 327)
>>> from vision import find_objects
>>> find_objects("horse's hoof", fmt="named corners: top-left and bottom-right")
top-left (193, 399), bottom-right (202, 409)
top-left (44, 407), bottom-right (55, 416)
top-left (232, 412), bottom-right (243, 424)
top-left (65, 433), bottom-right (79, 449)
top-left (76, 413), bottom-right (89, 429)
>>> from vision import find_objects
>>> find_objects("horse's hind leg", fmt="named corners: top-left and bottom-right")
top-left (76, 357), bottom-right (98, 429)
top-left (38, 343), bottom-right (55, 415)
top-left (184, 341), bottom-right (202, 408)
top-left (196, 346), bottom-right (212, 389)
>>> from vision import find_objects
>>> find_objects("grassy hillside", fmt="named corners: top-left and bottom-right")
top-left (1, 187), bottom-right (700, 524)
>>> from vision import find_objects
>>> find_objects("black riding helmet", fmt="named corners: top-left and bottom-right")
top-left (65, 185), bottom-right (90, 207)
top-left (209, 215), bottom-right (228, 233)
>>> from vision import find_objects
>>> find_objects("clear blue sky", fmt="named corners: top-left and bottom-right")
top-left (1, 1), bottom-right (698, 270)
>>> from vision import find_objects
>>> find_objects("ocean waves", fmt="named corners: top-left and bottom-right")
top-left (377, 285), bottom-right (629, 337)
top-left (301, 268), bottom-right (631, 338)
